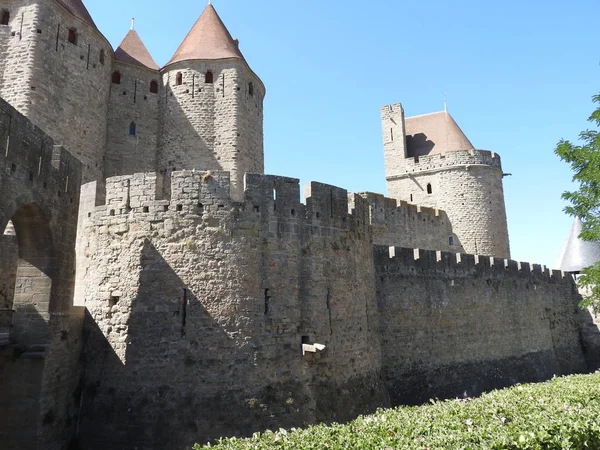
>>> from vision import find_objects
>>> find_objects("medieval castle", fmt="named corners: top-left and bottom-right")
top-left (0, 1), bottom-right (598, 449)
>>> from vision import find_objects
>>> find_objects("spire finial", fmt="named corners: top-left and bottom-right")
top-left (131, 18), bottom-right (135, 30)
top-left (444, 92), bottom-right (448, 112)
top-left (208, 0), bottom-right (212, 4)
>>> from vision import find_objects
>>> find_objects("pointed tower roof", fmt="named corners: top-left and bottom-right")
top-left (55, 0), bottom-right (98, 31)
top-left (555, 218), bottom-right (600, 273)
top-left (166, 4), bottom-right (244, 66)
top-left (115, 29), bottom-right (159, 70)
top-left (404, 111), bottom-right (475, 158)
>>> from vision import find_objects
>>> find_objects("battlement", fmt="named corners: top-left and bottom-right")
top-left (82, 171), bottom-right (372, 235)
top-left (375, 246), bottom-right (572, 283)
top-left (0, 97), bottom-right (82, 202)
top-left (356, 192), bottom-right (443, 221)
top-left (390, 149), bottom-right (502, 179)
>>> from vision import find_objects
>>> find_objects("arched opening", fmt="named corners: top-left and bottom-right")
top-left (0, 203), bottom-right (55, 345)
top-left (68, 28), bottom-right (77, 45)
top-left (0, 9), bottom-right (9, 26)
top-left (205, 71), bottom-right (213, 84)
top-left (99, 49), bottom-right (105, 65)
top-left (0, 203), bottom-right (54, 444)
top-left (0, 221), bottom-right (17, 345)
top-left (176, 72), bottom-right (183, 86)
top-left (248, 82), bottom-right (254, 97)
top-left (149, 80), bottom-right (158, 94)
top-left (112, 71), bottom-right (121, 84)
top-left (427, 183), bottom-right (433, 195)
top-left (129, 121), bottom-right (137, 136)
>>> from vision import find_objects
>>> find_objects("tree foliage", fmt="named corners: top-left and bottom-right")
top-left (555, 94), bottom-right (600, 312)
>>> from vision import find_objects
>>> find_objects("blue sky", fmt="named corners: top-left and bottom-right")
top-left (86, 0), bottom-right (599, 267)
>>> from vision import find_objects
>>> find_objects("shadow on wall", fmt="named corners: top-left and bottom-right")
top-left (578, 308), bottom-right (600, 371)
top-left (156, 86), bottom-right (224, 181)
top-left (0, 203), bottom-right (84, 450)
top-left (78, 240), bottom-right (310, 450)
top-left (406, 133), bottom-right (435, 157)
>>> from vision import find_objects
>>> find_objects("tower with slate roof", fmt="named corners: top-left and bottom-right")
top-left (104, 21), bottom-right (160, 178)
top-left (158, 4), bottom-right (265, 199)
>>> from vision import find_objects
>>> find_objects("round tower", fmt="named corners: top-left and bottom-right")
top-left (158, 4), bottom-right (265, 200)
top-left (104, 22), bottom-right (160, 178)
top-left (0, 0), bottom-right (113, 183)
top-left (382, 104), bottom-right (510, 259)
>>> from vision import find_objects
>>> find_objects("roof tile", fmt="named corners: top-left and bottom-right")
top-left (55, 0), bottom-right (98, 31)
top-left (405, 111), bottom-right (474, 157)
top-left (166, 5), bottom-right (244, 66)
top-left (115, 29), bottom-right (159, 70)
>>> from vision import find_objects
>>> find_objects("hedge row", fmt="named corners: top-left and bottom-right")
top-left (196, 372), bottom-right (600, 449)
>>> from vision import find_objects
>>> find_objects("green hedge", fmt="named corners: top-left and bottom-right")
top-left (195, 373), bottom-right (600, 449)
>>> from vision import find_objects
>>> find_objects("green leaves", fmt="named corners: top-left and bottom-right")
top-left (195, 373), bottom-right (600, 450)
top-left (555, 92), bottom-right (600, 309)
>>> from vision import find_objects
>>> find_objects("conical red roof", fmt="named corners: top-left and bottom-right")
top-left (405, 111), bottom-right (474, 157)
top-left (166, 5), bottom-right (244, 66)
top-left (55, 0), bottom-right (98, 31)
top-left (115, 29), bottom-right (159, 70)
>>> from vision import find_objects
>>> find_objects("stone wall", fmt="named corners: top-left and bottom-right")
top-left (104, 61), bottom-right (159, 178)
top-left (2, 0), bottom-right (113, 183)
top-left (0, 230), bottom-right (17, 317)
top-left (375, 246), bottom-right (587, 405)
top-left (0, 96), bottom-right (84, 450)
top-left (382, 104), bottom-right (511, 259)
top-left (78, 171), bottom-right (386, 449)
top-left (354, 192), bottom-right (463, 252)
top-left (158, 60), bottom-right (264, 199)
top-left (0, 1), bottom-right (40, 115)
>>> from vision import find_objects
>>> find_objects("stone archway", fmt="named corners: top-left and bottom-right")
top-left (0, 97), bottom-right (84, 449)
top-left (8, 202), bottom-right (55, 345)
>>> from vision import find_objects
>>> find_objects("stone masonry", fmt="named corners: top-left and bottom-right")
top-left (0, 1), bottom-right (597, 450)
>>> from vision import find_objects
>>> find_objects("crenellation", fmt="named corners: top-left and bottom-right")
top-left (0, 98), bottom-right (81, 200)
top-left (377, 245), bottom-right (575, 285)
top-left (0, 3), bottom-right (595, 450)
top-left (356, 192), bottom-right (460, 252)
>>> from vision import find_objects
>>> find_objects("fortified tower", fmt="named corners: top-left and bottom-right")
top-left (158, 5), bottom-right (265, 199)
top-left (0, 0), bottom-right (113, 183)
top-left (382, 103), bottom-right (510, 258)
top-left (104, 22), bottom-right (160, 178)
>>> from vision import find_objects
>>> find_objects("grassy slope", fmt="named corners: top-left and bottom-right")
top-left (196, 373), bottom-right (600, 449)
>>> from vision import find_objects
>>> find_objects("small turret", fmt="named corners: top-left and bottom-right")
top-left (158, 4), bottom-right (265, 199)
top-left (105, 23), bottom-right (160, 177)
top-left (555, 218), bottom-right (600, 273)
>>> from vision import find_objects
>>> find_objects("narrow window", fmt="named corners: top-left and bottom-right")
top-left (205, 71), bottom-right (213, 84)
top-left (150, 80), bottom-right (158, 94)
top-left (176, 72), bottom-right (183, 86)
top-left (68, 28), bottom-right (77, 45)
top-left (449, 236), bottom-right (455, 246)
top-left (264, 289), bottom-right (270, 315)
top-left (111, 71), bottom-right (121, 84)
top-left (99, 49), bottom-right (105, 65)
top-left (1, 10), bottom-right (9, 26)
top-left (248, 82), bottom-right (254, 96)
top-left (427, 183), bottom-right (432, 194)
top-left (129, 121), bottom-right (136, 136)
